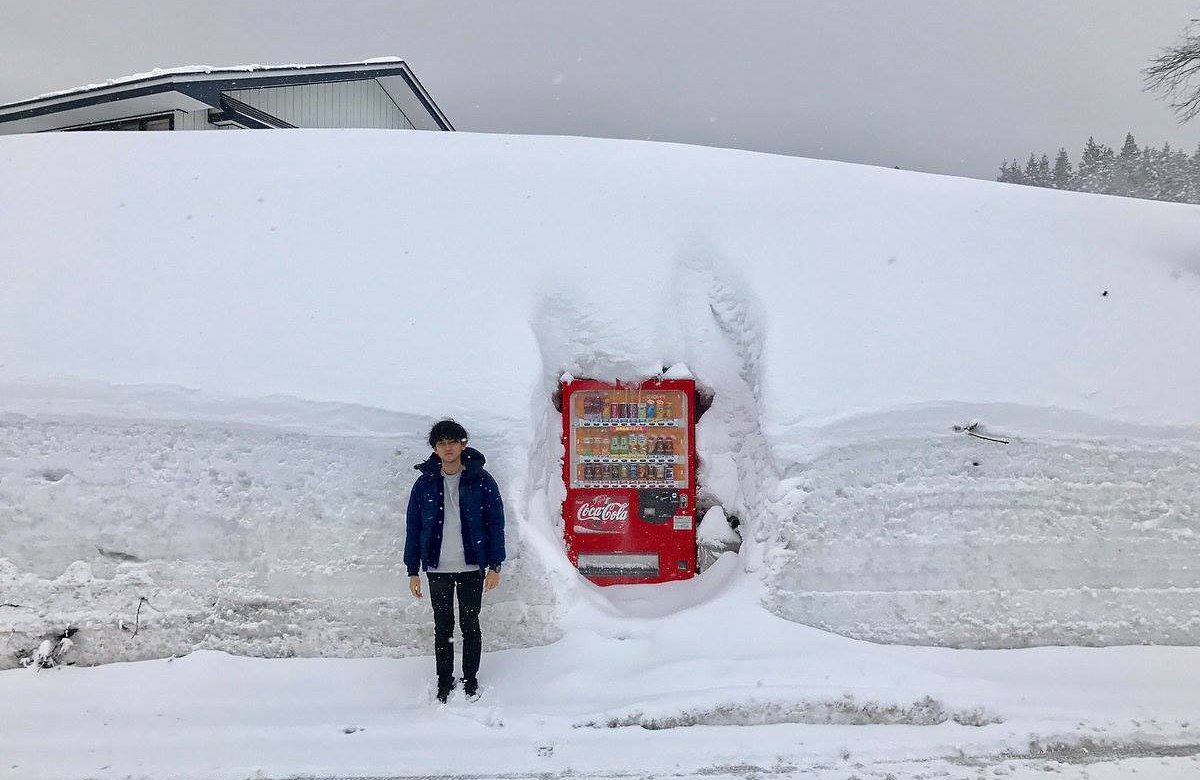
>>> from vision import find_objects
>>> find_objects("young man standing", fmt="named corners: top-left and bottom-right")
top-left (404, 419), bottom-right (505, 703)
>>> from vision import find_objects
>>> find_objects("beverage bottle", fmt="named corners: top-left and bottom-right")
top-left (647, 397), bottom-right (656, 419)
top-left (610, 392), bottom-right (619, 421)
top-left (638, 400), bottom-right (647, 420)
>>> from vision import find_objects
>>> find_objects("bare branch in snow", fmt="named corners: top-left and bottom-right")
top-left (129, 596), bottom-right (162, 639)
top-left (1145, 22), bottom-right (1200, 121)
top-left (953, 422), bottom-right (1011, 445)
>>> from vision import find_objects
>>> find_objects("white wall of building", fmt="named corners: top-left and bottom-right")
top-left (226, 80), bottom-right (416, 130)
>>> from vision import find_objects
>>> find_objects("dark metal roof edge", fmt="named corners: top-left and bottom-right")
top-left (393, 65), bottom-right (455, 131)
top-left (217, 94), bottom-right (295, 129)
top-left (0, 82), bottom-right (190, 125)
top-left (0, 61), bottom-right (423, 118)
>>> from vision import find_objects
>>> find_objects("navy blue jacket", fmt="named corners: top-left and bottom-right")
top-left (404, 447), bottom-right (505, 577)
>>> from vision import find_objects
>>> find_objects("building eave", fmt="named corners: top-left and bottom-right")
top-left (0, 61), bottom-right (453, 131)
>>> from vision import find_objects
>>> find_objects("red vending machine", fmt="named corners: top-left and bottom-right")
top-left (561, 377), bottom-right (698, 585)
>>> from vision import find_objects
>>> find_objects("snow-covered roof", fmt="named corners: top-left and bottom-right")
top-left (0, 58), bottom-right (453, 132)
top-left (11, 58), bottom-right (407, 105)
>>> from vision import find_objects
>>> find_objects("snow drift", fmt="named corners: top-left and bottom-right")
top-left (1, 129), bottom-right (1199, 668)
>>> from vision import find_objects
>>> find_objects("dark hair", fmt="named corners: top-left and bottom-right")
top-left (428, 419), bottom-right (469, 448)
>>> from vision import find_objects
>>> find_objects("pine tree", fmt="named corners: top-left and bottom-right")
top-left (998, 160), bottom-right (1013, 183)
top-left (999, 158), bottom-right (1029, 185)
top-left (1052, 148), bottom-right (1073, 189)
top-left (1077, 137), bottom-right (1114, 194)
top-left (1119, 132), bottom-right (1139, 159)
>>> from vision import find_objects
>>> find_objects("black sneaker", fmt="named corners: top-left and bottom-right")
top-left (436, 678), bottom-right (456, 704)
top-left (463, 677), bottom-right (479, 701)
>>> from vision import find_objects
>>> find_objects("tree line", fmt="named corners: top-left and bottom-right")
top-left (996, 133), bottom-right (1200, 204)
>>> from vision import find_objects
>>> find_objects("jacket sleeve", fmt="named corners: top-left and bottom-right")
top-left (404, 479), bottom-right (423, 577)
top-left (482, 471), bottom-right (506, 568)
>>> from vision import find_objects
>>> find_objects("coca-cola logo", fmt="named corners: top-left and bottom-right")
top-left (574, 494), bottom-right (629, 533)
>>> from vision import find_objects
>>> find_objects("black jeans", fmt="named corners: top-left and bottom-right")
top-left (427, 570), bottom-right (484, 684)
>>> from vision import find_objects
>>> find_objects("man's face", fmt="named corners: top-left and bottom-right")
top-left (434, 439), bottom-right (466, 463)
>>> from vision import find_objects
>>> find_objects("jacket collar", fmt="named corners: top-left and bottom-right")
top-left (415, 446), bottom-right (486, 477)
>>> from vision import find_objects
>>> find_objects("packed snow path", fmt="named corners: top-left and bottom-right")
top-left (2, 560), bottom-right (1199, 780)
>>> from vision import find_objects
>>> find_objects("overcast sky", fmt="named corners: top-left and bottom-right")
top-left (2, 0), bottom-right (1198, 179)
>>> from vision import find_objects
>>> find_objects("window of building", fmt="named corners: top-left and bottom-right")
top-left (64, 113), bottom-right (175, 131)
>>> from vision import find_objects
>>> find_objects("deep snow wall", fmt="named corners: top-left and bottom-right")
top-left (0, 390), bottom-right (559, 669)
top-left (764, 406), bottom-right (1200, 646)
top-left (2, 130), bottom-right (1200, 664)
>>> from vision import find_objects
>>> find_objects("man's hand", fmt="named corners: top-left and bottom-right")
top-left (484, 569), bottom-right (501, 592)
top-left (409, 576), bottom-right (422, 598)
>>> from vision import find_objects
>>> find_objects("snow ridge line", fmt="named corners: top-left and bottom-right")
top-left (575, 692), bottom-right (1003, 729)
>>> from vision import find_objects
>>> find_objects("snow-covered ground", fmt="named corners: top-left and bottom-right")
top-left (2, 129), bottom-right (1199, 777)
top-left (3, 559), bottom-right (1200, 779)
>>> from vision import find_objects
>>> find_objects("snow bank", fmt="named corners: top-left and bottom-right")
top-left (1, 129), bottom-right (1199, 666)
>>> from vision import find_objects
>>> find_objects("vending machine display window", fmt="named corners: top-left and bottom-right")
top-left (561, 378), bottom-right (698, 585)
